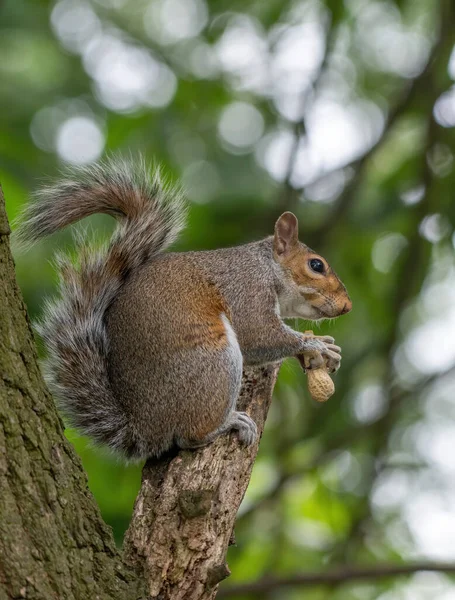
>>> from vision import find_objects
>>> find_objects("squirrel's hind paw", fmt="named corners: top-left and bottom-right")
top-left (229, 411), bottom-right (258, 446)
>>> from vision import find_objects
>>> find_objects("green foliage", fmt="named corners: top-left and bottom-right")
top-left (2, 0), bottom-right (455, 597)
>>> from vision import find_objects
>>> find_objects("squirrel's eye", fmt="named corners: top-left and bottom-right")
top-left (309, 258), bottom-right (325, 274)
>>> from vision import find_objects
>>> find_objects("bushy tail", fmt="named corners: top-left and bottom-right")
top-left (15, 157), bottom-right (186, 457)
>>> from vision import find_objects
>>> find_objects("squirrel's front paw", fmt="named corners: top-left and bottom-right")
top-left (229, 411), bottom-right (258, 446)
top-left (300, 335), bottom-right (342, 373)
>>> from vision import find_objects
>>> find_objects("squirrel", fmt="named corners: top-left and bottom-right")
top-left (16, 157), bottom-right (352, 460)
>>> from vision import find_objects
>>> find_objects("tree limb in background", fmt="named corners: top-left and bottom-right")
top-left (280, 0), bottom-right (452, 246)
top-left (123, 364), bottom-right (280, 600)
top-left (217, 561), bottom-right (455, 597)
top-left (328, 13), bottom-right (455, 560)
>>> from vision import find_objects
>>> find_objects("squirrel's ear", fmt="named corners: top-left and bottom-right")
top-left (274, 212), bottom-right (299, 256)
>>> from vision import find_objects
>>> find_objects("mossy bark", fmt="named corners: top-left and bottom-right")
top-left (0, 188), bottom-right (144, 600)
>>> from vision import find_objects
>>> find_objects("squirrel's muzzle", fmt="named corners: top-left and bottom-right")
top-left (339, 299), bottom-right (352, 315)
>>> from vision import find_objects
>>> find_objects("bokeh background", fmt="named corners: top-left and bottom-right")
top-left (2, 0), bottom-right (455, 598)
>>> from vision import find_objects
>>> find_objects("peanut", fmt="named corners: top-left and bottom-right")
top-left (303, 329), bottom-right (335, 403)
top-left (307, 367), bottom-right (335, 402)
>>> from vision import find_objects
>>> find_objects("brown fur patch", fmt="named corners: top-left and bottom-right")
top-left (175, 271), bottom-right (232, 351)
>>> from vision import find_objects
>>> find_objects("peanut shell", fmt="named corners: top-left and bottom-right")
top-left (307, 367), bottom-right (335, 402)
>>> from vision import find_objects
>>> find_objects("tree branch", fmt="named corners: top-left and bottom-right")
top-left (123, 364), bottom-right (281, 600)
top-left (217, 561), bottom-right (455, 597)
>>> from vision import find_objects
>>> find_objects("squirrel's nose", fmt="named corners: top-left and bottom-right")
top-left (340, 300), bottom-right (352, 315)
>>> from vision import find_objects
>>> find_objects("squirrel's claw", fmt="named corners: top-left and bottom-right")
top-left (312, 335), bottom-right (336, 345)
top-left (322, 345), bottom-right (342, 372)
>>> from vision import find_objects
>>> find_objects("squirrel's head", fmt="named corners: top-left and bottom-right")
top-left (273, 212), bottom-right (352, 321)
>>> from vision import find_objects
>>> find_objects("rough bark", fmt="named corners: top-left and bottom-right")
top-left (0, 185), bottom-right (280, 599)
top-left (123, 364), bottom-right (279, 600)
top-left (0, 188), bottom-right (144, 600)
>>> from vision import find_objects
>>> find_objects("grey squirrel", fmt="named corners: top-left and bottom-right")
top-left (16, 157), bottom-right (352, 460)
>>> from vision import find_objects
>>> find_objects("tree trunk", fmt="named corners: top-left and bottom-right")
top-left (0, 188), bottom-right (144, 600)
top-left (0, 187), bottom-right (280, 599)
